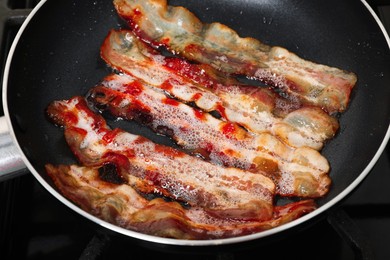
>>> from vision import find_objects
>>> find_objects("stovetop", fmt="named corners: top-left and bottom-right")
top-left (1, 1), bottom-right (390, 259)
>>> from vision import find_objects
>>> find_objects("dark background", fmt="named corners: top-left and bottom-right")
top-left (0, 0), bottom-right (389, 259)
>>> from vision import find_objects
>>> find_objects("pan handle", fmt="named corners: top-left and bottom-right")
top-left (0, 116), bottom-right (27, 181)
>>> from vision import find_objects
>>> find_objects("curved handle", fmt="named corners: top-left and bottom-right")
top-left (0, 116), bottom-right (27, 181)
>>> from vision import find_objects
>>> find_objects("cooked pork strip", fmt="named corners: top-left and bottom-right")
top-left (88, 73), bottom-right (331, 198)
top-left (100, 29), bottom-right (339, 150)
top-left (45, 163), bottom-right (317, 239)
top-left (46, 96), bottom-right (276, 221)
top-left (113, 0), bottom-right (357, 114)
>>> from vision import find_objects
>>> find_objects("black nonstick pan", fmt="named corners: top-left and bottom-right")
top-left (1, 0), bottom-right (390, 246)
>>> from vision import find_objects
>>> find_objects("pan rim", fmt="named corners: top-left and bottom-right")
top-left (2, 0), bottom-right (390, 246)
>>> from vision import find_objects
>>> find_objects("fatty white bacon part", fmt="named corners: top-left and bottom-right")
top-left (45, 164), bottom-right (317, 240)
top-left (101, 29), bottom-right (339, 150)
top-left (113, 0), bottom-right (357, 114)
top-left (88, 73), bottom-right (331, 198)
top-left (46, 96), bottom-right (275, 221)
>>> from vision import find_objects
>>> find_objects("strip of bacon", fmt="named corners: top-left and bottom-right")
top-left (45, 163), bottom-right (317, 240)
top-left (46, 96), bottom-right (276, 221)
top-left (88, 73), bottom-right (331, 198)
top-left (100, 29), bottom-right (339, 150)
top-left (113, 0), bottom-right (357, 114)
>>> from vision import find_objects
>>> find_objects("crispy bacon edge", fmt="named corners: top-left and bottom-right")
top-left (45, 163), bottom-right (317, 240)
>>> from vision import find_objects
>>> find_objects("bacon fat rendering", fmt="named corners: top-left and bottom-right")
top-left (42, 0), bottom-right (359, 240)
top-left (100, 29), bottom-right (339, 151)
top-left (46, 164), bottom-right (316, 239)
top-left (46, 96), bottom-right (277, 221)
top-left (113, 0), bottom-right (357, 114)
top-left (88, 73), bottom-right (331, 198)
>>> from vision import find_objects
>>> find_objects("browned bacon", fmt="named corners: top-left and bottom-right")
top-left (113, 0), bottom-right (357, 114)
top-left (45, 163), bottom-right (317, 239)
top-left (87, 73), bottom-right (331, 198)
top-left (100, 29), bottom-right (339, 150)
top-left (46, 96), bottom-right (276, 221)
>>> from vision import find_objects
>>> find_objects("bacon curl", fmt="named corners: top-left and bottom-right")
top-left (113, 0), bottom-right (357, 114)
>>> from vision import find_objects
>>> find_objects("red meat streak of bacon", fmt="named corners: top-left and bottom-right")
top-left (100, 29), bottom-right (340, 151)
top-left (47, 96), bottom-right (278, 222)
top-left (88, 74), bottom-right (331, 198)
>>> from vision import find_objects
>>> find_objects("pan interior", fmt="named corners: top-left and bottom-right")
top-left (4, 0), bottom-right (390, 243)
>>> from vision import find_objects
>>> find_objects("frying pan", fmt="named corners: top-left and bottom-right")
top-left (1, 0), bottom-right (390, 247)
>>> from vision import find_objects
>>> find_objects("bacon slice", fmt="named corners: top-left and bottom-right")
top-left (113, 0), bottom-right (357, 114)
top-left (45, 163), bottom-right (317, 239)
top-left (100, 29), bottom-right (339, 150)
top-left (46, 96), bottom-right (276, 221)
top-left (88, 73), bottom-right (331, 198)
